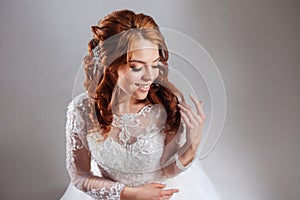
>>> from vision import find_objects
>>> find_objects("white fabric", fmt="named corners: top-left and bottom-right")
top-left (61, 92), bottom-right (222, 200)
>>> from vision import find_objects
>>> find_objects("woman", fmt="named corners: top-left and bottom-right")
top-left (61, 9), bottom-right (222, 200)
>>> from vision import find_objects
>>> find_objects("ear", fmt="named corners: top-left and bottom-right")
top-left (91, 26), bottom-right (102, 37)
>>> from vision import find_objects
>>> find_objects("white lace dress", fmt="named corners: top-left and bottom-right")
top-left (60, 92), bottom-right (222, 200)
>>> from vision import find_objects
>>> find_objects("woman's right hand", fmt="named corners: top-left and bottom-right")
top-left (121, 183), bottom-right (179, 200)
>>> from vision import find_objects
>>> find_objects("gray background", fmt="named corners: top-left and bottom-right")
top-left (0, 0), bottom-right (299, 199)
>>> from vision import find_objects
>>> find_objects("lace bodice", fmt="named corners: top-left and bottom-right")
top-left (86, 103), bottom-right (168, 187)
top-left (65, 92), bottom-right (193, 200)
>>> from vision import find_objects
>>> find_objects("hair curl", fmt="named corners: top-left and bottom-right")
top-left (83, 9), bottom-right (185, 137)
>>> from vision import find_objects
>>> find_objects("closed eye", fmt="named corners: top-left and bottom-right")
top-left (130, 66), bottom-right (142, 72)
top-left (130, 65), bottom-right (161, 72)
top-left (152, 65), bottom-right (161, 69)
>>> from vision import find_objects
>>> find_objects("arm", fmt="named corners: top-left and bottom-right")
top-left (160, 94), bottom-right (205, 178)
top-left (65, 100), bottom-right (125, 199)
top-left (66, 99), bottom-right (179, 200)
top-left (160, 124), bottom-right (197, 178)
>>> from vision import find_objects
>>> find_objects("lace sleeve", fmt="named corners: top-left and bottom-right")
top-left (65, 95), bottom-right (125, 200)
top-left (160, 120), bottom-right (198, 178)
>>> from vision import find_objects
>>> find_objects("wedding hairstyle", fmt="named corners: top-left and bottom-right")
top-left (83, 9), bottom-right (184, 137)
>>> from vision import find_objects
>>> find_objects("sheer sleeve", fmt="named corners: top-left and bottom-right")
top-left (160, 120), bottom-right (199, 178)
top-left (65, 95), bottom-right (125, 200)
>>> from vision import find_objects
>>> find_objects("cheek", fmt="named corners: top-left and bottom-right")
top-left (118, 68), bottom-right (137, 85)
top-left (117, 72), bottom-right (141, 93)
top-left (123, 73), bottom-right (140, 84)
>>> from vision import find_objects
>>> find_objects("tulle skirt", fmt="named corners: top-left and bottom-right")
top-left (60, 159), bottom-right (222, 200)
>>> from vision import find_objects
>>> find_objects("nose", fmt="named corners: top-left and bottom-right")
top-left (142, 65), bottom-right (155, 81)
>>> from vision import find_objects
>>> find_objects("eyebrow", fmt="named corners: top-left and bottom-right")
top-left (129, 57), bottom-right (160, 64)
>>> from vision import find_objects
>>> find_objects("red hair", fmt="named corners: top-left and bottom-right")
top-left (83, 9), bottom-right (185, 137)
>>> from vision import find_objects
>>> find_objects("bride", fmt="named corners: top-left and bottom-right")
top-left (61, 9), bottom-right (222, 200)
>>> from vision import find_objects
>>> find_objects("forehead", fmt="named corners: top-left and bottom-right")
top-left (128, 40), bottom-right (159, 62)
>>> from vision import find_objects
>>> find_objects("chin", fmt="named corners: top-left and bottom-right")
top-left (136, 95), bottom-right (148, 101)
top-left (132, 93), bottom-right (149, 101)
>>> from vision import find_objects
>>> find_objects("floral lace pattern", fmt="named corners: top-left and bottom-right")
top-left (65, 92), bottom-right (193, 199)
top-left (86, 182), bottom-right (125, 200)
top-left (65, 93), bottom-right (126, 199)
top-left (65, 97), bottom-right (86, 170)
top-left (87, 103), bottom-right (167, 187)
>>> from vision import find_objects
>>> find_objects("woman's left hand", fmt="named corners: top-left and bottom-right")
top-left (178, 94), bottom-right (206, 150)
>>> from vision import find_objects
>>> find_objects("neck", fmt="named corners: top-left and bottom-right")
top-left (112, 86), bottom-right (149, 114)
top-left (116, 97), bottom-right (149, 115)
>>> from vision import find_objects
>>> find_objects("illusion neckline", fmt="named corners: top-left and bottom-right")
top-left (113, 104), bottom-right (155, 118)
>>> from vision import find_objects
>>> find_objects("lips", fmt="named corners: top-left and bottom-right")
top-left (135, 83), bottom-right (151, 91)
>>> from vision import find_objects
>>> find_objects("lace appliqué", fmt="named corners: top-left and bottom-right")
top-left (65, 99), bottom-right (86, 169)
top-left (87, 104), bottom-right (167, 187)
top-left (174, 152), bottom-right (193, 171)
top-left (86, 182), bottom-right (125, 200)
top-left (174, 129), bottom-right (202, 171)
top-left (112, 104), bottom-right (152, 146)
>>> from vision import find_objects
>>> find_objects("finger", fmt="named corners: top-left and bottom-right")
top-left (178, 104), bottom-right (198, 125)
top-left (166, 195), bottom-right (173, 200)
top-left (159, 195), bottom-right (172, 200)
top-left (190, 95), bottom-right (206, 122)
top-left (151, 183), bottom-right (166, 188)
top-left (178, 101), bottom-right (193, 114)
top-left (189, 94), bottom-right (201, 115)
top-left (197, 101), bottom-right (206, 120)
top-left (178, 100), bottom-right (190, 109)
top-left (180, 110), bottom-right (192, 127)
top-left (161, 189), bottom-right (179, 196)
top-left (179, 100), bottom-right (200, 120)
top-left (189, 94), bottom-right (206, 121)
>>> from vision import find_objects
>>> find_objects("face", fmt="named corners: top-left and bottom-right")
top-left (117, 39), bottom-right (161, 104)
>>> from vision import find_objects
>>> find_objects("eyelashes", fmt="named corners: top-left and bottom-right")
top-left (130, 66), bottom-right (142, 72)
top-left (130, 64), bottom-right (162, 72)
